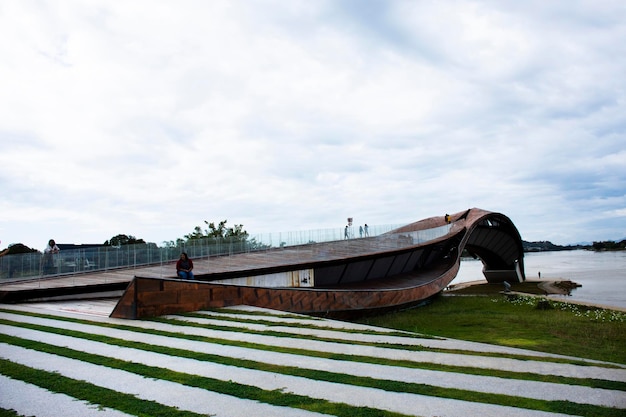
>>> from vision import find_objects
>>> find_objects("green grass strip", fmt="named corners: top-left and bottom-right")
top-left (0, 324), bottom-right (624, 415)
top-left (181, 310), bottom-right (426, 338)
top-left (2, 333), bottom-right (624, 417)
top-left (151, 316), bottom-right (430, 346)
top-left (1, 313), bottom-right (624, 391)
top-left (23, 305), bottom-right (585, 366)
top-left (0, 338), bottom-right (408, 417)
top-left (0, 408), bottom-right (32, 417)
top-left (0, 307), bottom-right (613, 369)
top-left (208, 307), bottom-right (323, 320)
top-left (150, 315), bottom-right (617, 368)
top-left (0, 359), bottom-right (209, 417)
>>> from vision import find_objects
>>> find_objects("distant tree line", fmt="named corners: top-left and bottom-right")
top-left (103, 234), bottom-right (146, 247)
top-left (0, 243), bottom-right (39, 255)
top-left (591, 240), bottom-right (626, 251)
top-left (0, 220), bottom-right (253, 255)
top-left (186, 220), bottom-right (248, 241)
top-left (161, 220), bottom-right (252, 248)
top-left (523, 240), bottom-right (626, 252)
top-left (522, 241), bottom-right (585, 252)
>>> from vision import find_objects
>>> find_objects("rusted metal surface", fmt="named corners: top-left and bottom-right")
top-left (111, 260), bottom-right (458, 319)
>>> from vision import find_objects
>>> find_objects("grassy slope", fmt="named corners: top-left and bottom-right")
top-left (355, 286), bottom-right (626, 365)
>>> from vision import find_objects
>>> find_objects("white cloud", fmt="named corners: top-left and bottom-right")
top-left (1, 0), bottom-right (625, 250)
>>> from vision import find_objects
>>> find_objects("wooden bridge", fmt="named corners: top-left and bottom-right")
top-left (0, 208), bottom-right (526, 319)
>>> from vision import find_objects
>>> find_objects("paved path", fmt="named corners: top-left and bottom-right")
top-left (1, 301), bottom-right (625, 417)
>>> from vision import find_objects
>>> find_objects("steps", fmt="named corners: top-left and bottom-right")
top-left (1, 301), bottom-right (624, 417)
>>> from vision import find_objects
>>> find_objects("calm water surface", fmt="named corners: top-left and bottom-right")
top-left (454, 250), bottom-right (626, 310)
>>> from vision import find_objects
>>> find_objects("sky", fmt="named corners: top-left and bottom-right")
top-left (1, 0), bottom-right (625, 251)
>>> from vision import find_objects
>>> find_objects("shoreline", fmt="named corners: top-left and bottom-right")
top-left (445, 279), bottom-right (626, 312)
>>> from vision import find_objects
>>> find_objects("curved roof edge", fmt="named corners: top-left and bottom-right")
top-left (459, 208), bottom-right (525, 283)
top-left (391, 208), bottom-right (525, 283)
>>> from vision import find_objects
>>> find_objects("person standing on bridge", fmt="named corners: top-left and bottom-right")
top-left (42, 239), bottom-right (60, 275)
top-left (176, 252), bottom-right (194, 280)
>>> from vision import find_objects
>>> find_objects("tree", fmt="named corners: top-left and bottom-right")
top-left (592, 240), bottom-right (626, 251)
top-left (181, 220), bottom-right (272, 251)
top-left (162, 238), bottom-right (185, 248)
top-left (185, 220), bottom-right (249, 241)
top-left (104, 234), bottom-right (146, 246)
top-left (0, 243), bottom-right (38, 255)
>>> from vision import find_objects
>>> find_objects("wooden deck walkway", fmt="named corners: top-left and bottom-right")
top-left (0, 229), bottom-right (457, 296)
top-left (0, 264), bottom-right (166, 293)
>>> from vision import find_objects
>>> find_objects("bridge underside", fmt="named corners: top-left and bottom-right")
top-left (464, 214), bottom-right (525, 283)
top-left (111, 208), bottom-right (525, 319)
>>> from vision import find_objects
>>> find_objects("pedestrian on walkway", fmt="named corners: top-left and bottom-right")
top-left (359, 225), bottom-right (363, 238)
top-left (42, 239), bottom-right (60, 275)
top-left (364, 224), bottom-right (369, 237)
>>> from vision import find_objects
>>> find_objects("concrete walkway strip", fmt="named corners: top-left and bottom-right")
top-left (0, 342), bottom-right (573, 417)
top-left (193, 308), bottom-right (405, 331)
top-left (7, 307), bottom-right (625, 382)
top-left (8, 302), bottom-right (619, 365)
top-left (1, 302), bottom-right (625, 417)
top-left (2, 307), bottom-right (626, 382)
top-left (0, 343), bottom-right (333, 417)
top-left (0, 374), bottom-right (136, 417)
top-left (163, 312), bottom-right (614, 362)
top-left (1, 324), bottom-right (624, 408)
top-left (3, 309), bottom-right (625, 384)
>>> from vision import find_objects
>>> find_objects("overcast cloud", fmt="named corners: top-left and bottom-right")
top-left (1, 0), bottom-right (625, 250)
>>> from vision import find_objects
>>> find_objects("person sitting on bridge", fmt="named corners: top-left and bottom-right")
top-left (176, 252), bottom-right (194, 280)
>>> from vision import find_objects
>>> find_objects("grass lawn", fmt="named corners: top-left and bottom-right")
top-left (355, 287), bottom-right (626, 365)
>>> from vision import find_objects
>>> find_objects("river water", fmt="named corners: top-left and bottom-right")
top-left (453, 250), bottom-right (626, 310)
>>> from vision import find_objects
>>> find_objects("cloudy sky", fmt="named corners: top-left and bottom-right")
top-left (1, 0), bottom-right (625, 250)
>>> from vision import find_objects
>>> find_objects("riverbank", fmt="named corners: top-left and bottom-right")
top-left (456, 250), bottom-right (626, 310)
top-left (445, 279), bottom-right (626, 312)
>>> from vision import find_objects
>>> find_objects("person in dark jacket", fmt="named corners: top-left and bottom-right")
top-left (176, 252), bottom-right (194, 279)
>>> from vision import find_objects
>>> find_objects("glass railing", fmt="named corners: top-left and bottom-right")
top-left (0, 223), bottom-right (454, 283)
top-left (400, 224), bottom-right (453, 245)
top-left (0, 224), bottom-right (406, 282)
